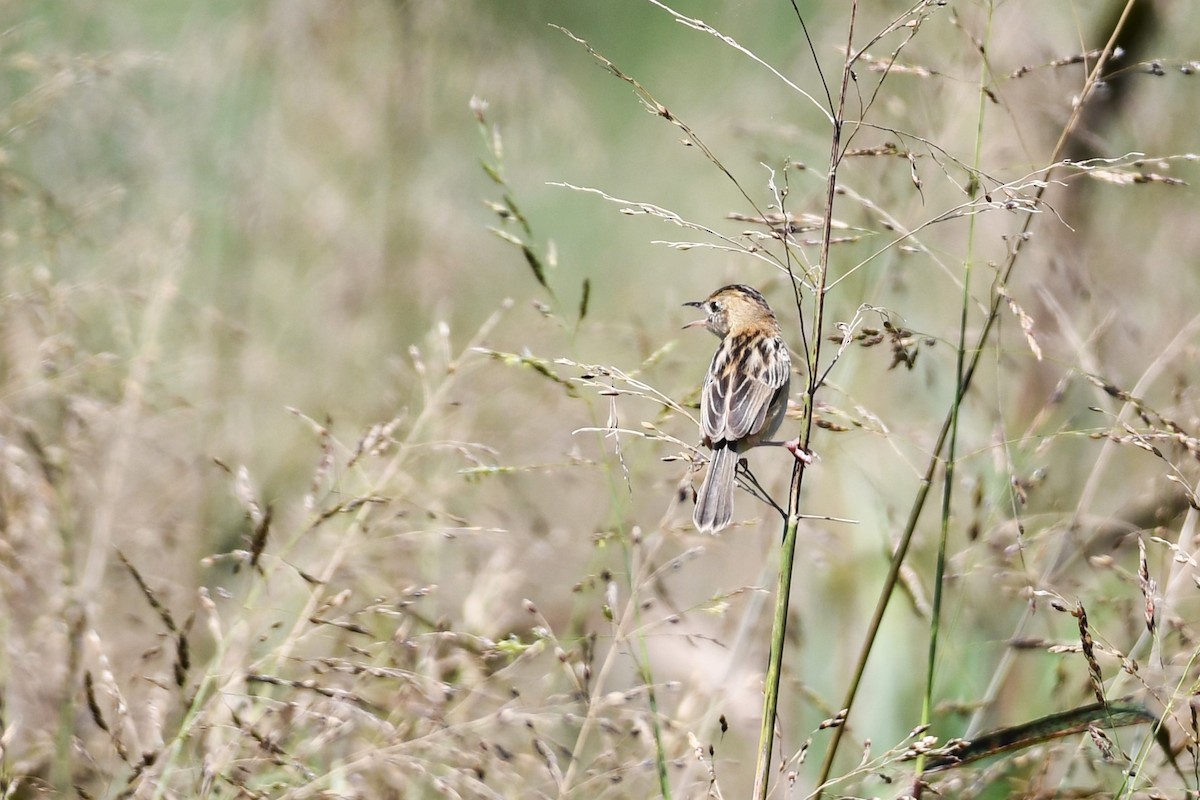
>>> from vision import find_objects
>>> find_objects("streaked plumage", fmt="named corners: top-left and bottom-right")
top-left (684, 285), bottom-right (791, 532)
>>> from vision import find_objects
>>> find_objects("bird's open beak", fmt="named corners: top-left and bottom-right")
top-left (682, 300), bottom-right (707, 329)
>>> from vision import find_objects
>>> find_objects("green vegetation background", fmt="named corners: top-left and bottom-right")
top-left (3, 1), bottom-right (1200, 797)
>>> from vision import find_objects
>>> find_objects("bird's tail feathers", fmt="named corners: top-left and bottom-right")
top-left (693, 444), bottom-right (739, 532)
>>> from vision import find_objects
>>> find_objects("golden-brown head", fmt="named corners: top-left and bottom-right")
top-left (683, 284), bottom-right (780, 339)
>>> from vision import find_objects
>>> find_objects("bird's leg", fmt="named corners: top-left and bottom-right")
top-left (759, 439), bottom-right (816, 465)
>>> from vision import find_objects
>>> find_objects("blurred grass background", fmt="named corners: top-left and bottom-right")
top-left (3, 1), bottom-right (1200, 797)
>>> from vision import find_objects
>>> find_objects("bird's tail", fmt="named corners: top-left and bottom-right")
top-left (694, 444), bottom-right (739, 532)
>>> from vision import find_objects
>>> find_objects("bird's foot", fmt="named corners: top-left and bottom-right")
top-left (784, 438), bottom-right (815, 465)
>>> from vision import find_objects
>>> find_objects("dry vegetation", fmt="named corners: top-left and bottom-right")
top-left (2, 1), bottom-right (1200, 798)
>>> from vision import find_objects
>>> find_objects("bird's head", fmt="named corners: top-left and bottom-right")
top-left (683, 284), bottom-right (776, 338)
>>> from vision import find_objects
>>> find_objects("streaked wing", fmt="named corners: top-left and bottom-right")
top-left (702, 332), bottom-right (790, 443)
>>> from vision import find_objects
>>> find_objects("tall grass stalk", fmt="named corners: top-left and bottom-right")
top-left (752, 3), bottom-right (858, 797)
top-left (913, 1), bottom-right (996, 788)
top-left (815, 3), bottom-right (1142, 790)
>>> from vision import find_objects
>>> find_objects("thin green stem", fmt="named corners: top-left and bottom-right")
top-left (752, 3), bottom-right (858, 797)
top-left (752, 514), bottom-right (801, 797)
top-left (960, 0), bottom-right (1143, 743)
top-left (913, 2), bottom-right (995, 785)
top-left (814, 4), bottom-right (1139, 791)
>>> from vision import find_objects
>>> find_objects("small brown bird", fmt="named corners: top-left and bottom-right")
top-left (684, 284), bottom-right (793, 532)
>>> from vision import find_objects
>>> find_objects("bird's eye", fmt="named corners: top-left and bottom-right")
top-left (708, 301), bottom-right (722, 313)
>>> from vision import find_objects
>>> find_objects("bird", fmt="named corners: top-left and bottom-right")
top-left (684, 284), bottom-right (796, 532)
